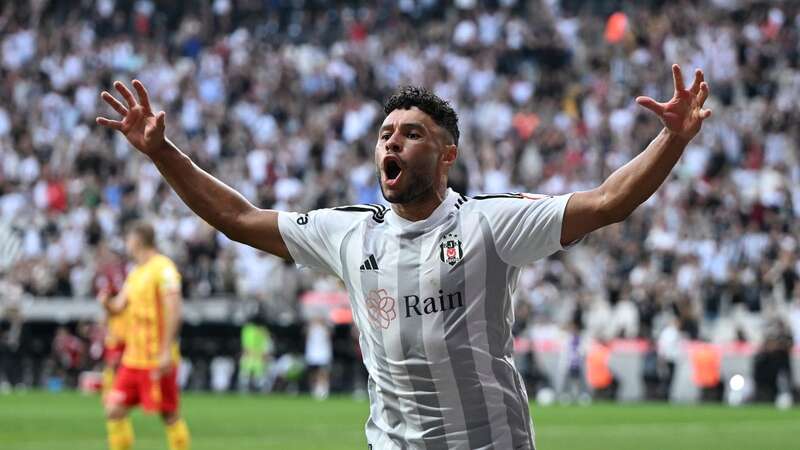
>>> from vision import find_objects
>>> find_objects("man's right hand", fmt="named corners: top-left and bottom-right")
top-left (96, 80), bottom-right (167, 157)
top-left (99, 288), bottom-right (127, 314)
top-left (97, 288), bottom-right (111, 308)
top-left (95, 80), bottom-right (291, 261)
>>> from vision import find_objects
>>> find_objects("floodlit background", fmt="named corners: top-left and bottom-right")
top-left (0, 1), bottom-right (798, 449)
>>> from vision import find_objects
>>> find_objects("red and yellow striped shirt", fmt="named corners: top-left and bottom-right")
top-left (105, 309), bottom-right (128, 348)
top-left (121, 254), bottom-right (181, 369)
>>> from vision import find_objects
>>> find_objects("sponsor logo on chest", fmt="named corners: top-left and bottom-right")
top-left (365, 288), bottom-right (464, 329)
top-left (361, 234), bottom-right (467, 329)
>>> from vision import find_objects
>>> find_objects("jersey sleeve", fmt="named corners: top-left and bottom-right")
top-left (480, 193), bottom-right (577, 267)
top-left (157, 260), bottom-right (182, 296)
top-left (277, 209), bottom-right (354, 278)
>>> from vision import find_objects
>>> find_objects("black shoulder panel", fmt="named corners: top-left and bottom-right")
top-left (332, 204), bottom-right (388, 223)
top-left (471, 193), bottom-right (525, 200)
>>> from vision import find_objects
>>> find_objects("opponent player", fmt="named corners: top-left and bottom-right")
top-left (98, 291), bottom-right (127, 401)
top-left (101, 222), bottom-right (190, 450)
top-left (96, 243), bottom-right (128, 401)
top-left (97, 64), bottom-right (709, 449)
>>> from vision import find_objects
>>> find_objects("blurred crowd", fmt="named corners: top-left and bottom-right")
top-left (1, 0), bottom-right (799, 354)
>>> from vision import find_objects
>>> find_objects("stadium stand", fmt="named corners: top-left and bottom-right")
top-left (0, 0), bottom-right (798, 401)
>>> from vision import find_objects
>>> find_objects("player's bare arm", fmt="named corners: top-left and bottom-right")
top-left (98, 288), bottom-right (128, 315)
top-left (96, 80), bottom-right (291, 260)
top-left (561, 64), bottom-right (711, 245)
top-left (158, 289), bottom-right (182, 376)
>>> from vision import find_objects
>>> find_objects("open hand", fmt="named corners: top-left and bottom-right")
top-left (636, 64), bottom-right (711, 141)
top-left (96, 80), bottom-right (167, 157)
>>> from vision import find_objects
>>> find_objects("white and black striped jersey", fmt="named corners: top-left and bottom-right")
top-left (278, 188), bottom-right (576, 450)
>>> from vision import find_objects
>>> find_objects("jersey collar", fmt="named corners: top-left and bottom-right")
top-left (385, 188), bottom-right (459, 233)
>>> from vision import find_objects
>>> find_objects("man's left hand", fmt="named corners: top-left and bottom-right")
top-left (636, 64), bottom-right (711, 140)
top-left (154, 349), bottom-right (172, 378)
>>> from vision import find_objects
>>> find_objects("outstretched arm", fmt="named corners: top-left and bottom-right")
top-left (96, 80), bottom-right (290, 259)
top-left (560, 64), bottom-right (711, 245)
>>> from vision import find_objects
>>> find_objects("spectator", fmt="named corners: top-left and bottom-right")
top-left (51, 326), bottom-right (86, 388)
top-left (657, 316), bottom-right (682, 399)
top-left (558, 319), bottom-right (590, 404)
top-left (305, 316), bottom-right (332, 400)
top-left (0, 304), bottom-right (25, 391)
top-left (753, 317), bottom-right (794, 402)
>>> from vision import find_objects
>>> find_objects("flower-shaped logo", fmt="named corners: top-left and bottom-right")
top-left (366, 289), bottom-right (396, 329)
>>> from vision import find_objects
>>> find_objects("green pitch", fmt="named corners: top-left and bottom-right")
top-left (1, 391), bottom-right (798, 450)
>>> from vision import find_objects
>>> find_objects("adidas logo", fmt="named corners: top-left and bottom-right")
top-left (359, 255), bottom-right (379, 271)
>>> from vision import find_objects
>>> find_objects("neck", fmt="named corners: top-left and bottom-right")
top-left (134, 248), bottom-right (157, 265)
top-left (392, 185), bottom-right (448, 222)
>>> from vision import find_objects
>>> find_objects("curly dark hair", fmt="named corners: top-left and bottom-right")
top-left (384, 86), bottom-right (459, 145)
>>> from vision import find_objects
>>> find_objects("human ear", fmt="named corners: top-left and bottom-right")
top-left (441, 144), bottom-right (458, 167)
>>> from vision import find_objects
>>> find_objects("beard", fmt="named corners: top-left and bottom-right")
top-left (376, 164), bottom-right (435, 205)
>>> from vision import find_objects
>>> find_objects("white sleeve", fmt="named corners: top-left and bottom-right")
top-left (277, 209), bottom-right (352, 278)
top-left (480, 193), bottom-right (577, 267)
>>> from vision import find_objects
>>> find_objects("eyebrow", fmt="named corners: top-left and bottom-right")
top-left (378, 122), bottom-right (427, 133)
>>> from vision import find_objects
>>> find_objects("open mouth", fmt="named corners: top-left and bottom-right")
top-left (383, 157), bottom-right (403, 185)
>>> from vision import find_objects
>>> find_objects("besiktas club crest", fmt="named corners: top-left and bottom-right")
top-left (439, 233), bottom-right (464, 266)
